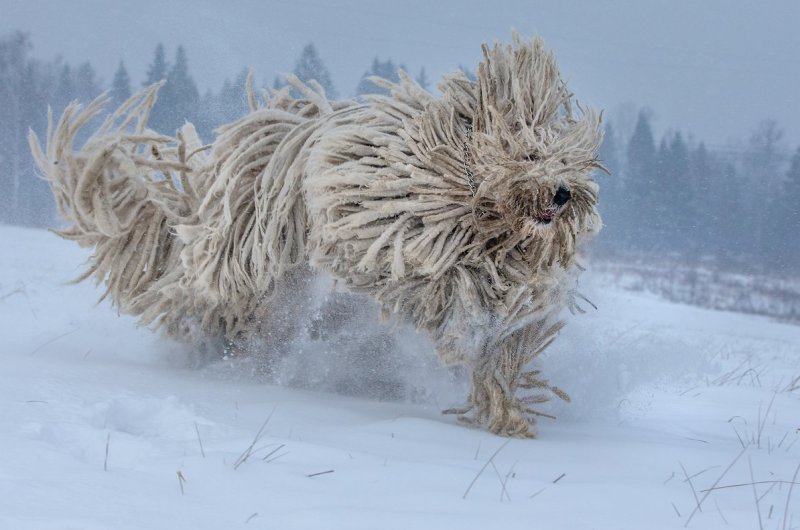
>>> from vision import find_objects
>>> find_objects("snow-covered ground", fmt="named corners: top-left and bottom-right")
top-left (1, 224), bottom-right (798, 530)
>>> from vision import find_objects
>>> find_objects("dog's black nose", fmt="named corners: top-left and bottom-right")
top-left (553, 186), bottom-right (571, 207)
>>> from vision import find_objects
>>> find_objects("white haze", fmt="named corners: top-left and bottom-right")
top-left (3, 0), bottom-right (800, 145)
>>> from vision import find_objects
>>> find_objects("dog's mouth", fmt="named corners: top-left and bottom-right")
top-left (533, 206), bottom-right (560, 225)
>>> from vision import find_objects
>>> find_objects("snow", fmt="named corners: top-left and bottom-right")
top-left (1, 224), bottom-right (798, 530)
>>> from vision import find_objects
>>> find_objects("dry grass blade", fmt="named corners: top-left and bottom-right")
top-left (700, 480), bottom-right (800, 493)
top-left (784, 462), bottom-right (800, 530)
top-left (683, 465), bottom-right (720, 483)
top-left (234, 405), bottom-right (278, 470)
top-left (306, 470), bottom-right (334, 478)
top-left (30, 327), bottom-right (79, 355)
top-left (489, 461), bottom-right (512, 502)
top-left (194, 422), bottom-right (205, 458)
top-left (177, 470), bottom-right (186, 495)
top-left (499, 461), bottom-right (517, 502)
top-left (711, 358), bottom-right (749, 386)
top-left (0, 286), bottom-right (23, 301)
top-left (748, 456), bottom-right (764, 530)
top-left (731, 424), bottom-right (748, 449)
top-left (758, 483), bottom-right (777, 504)
top-left (104, 433), bottom-right (110, 472)
top-left (714, 499), bottom-right (729, 525)
top-left (463, 438), bottom-right (511, 500)
top-left (680, 462), bottom-right (702, 514)
top-left (684, 447), bottom-right (746, 527)
top-left (572, 290), bottom-right (597, 311)
top-left (261, 443), bottom-right (286, 462)
top-left (264, 449), bottom-right (290, 464)
top-left (529, 486), bottom-right (547, 499)
top-left (757, 394), bottom-right (777, 449)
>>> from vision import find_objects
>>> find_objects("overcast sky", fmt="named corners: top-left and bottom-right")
top-left (4, 0), bottom-right (799, 148)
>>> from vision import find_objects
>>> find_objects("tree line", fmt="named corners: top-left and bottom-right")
top-left (598, 111), bottom-right (800, 274)
top-left (1, 31), bottom-right (798, 274)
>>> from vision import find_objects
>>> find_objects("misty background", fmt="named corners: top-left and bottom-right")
top-left (1, 0), bottom-right (798, 320)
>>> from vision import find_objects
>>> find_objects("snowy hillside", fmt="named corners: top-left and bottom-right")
top-left (1, 224), bottom-right (798, 530)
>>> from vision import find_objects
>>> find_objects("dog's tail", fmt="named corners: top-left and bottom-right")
top-left (29, 84), bottom-right (217, 335)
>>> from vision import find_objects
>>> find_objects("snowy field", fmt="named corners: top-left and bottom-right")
top-left (1, 224), bottom-right (798, 530)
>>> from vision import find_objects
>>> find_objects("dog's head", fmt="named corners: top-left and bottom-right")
top-left (434, 35), bottom-right (603, 270)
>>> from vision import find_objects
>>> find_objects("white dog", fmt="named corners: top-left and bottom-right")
top-left (31, 34), bottom-right (603, 437)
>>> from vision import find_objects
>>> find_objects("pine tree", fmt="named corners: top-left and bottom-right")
top-left (355, 57), bottom-right (403, 96)
top-left (415, 67), bottom-right (430, 91)
top-left (0, 31), bottom-right (56, 226)
top-left (458, 65), bottom-right (477, 82)
top-left (293, 43), bottom-right (337, 99)
top-left (155, 45), bottom-right (200, 134)
top-left (53, 64), bottom-right (75, 114)
top-left (694, 145), bottom-right (742, 262)
top-left (742, 120), bottom-right (785, 261)
top-left (625, 110), bottom-right (657, 250)
top-left (144, 43), bottom-right (168, 86)
top-left (664, 132), bottom-right (691, 252)
top-left (144, 44), bottom-right (170, 132)
top-left (779, 146), bottom-right (800, 268)
top-left (110, 61), bottom-right (132, 108)
top-left (687, 143), bottom-right (713, 251)
top-left (716, 161), bottom-right (742, 263)
top-left (74, 61), bottom-right (102, 103)
top-left (651, 136), bottom-right (672, 249)
top-left (194, 89), bottom-right (217, 143)
top-left (67, 62), bottom-right (104, 153)
top-left (0, 32), bottom-right (30, 223)
top-left (668, 133), bottom-right (690, 187)
top-left (218, 68), bottom-right (250, 121)
top-left (19, 57), bottom-right (56, 226)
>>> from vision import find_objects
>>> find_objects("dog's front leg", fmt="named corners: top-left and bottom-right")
top-left (446, 321), bottom-right (569, 438)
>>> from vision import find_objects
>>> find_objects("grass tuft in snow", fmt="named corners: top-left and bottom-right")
top-left (684, 447), bottom-right (747, 527)
top-left (462, 439), bottom-right (511, 500)
top-left (233, 405), bottom-right (277, 470)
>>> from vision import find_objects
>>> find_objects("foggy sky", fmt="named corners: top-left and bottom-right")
top-left (4, 0), bottom-right (799, 147)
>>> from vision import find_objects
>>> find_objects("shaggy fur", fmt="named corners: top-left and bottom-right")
top-left (30, 35), bottom-right (603, 437)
